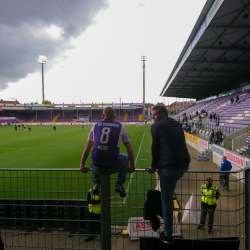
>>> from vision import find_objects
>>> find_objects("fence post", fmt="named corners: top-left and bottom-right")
top-left (101, 175), bottom-right (111, 250)
top-left (245, 168), bottom-right (250, 250)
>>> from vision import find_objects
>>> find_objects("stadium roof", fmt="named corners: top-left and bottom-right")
top-left (160, 0), bottom-right (250, 100)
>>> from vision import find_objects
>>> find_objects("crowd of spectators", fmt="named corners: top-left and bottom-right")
top-left (209, 128), bottom-right (223, 145)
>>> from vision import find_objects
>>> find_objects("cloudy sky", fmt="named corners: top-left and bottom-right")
top-left (0, 0), bottom-right (206, 105)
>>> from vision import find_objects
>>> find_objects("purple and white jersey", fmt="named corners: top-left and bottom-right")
top-left (88, 119), bottom-right (131, 167)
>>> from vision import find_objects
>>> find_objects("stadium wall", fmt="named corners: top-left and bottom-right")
top-left (184, 132), bottom-right (250, 181)
top-left (20, 122), bottom-right (141, 125)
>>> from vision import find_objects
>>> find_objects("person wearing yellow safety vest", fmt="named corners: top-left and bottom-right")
top-left (85, 185), bottom-right (101, 243)
top-left (197, 177), bottom-right (220, 234)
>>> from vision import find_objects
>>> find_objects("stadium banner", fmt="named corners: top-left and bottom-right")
top-left (212, 144), bottom-right (225, 157)
top-left (147, 107), bottom-right (152, 115)
top-left (198, 138), bottom-right (208, 149)
top-left (0, 117), bottom-right (16, 120)
top-left (184, 132), bottom-right (198, 144)
top-left (122, 122), bottom-right (136, 125)
top-left (127, 216), bottom-right (180, 240)
top-left (225, 150), bottom-right (245, 170)
top-left (47, 107), bottom-right (62, 110)
top-left (32, 107), bottom-right (47, 110)
top-left (22, 122), bottom-right (137, 126)
top-left (76, 107), bottom-right (91, 109)
top-left (2, 106), bottom-right (26, 110)
top-left (0, 107), bottom-right (2, 111)
top-left (62, 107), bottom-right (76, 110)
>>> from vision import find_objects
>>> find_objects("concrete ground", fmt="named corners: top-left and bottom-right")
top-left (1, 144), bottom-right (245, 250)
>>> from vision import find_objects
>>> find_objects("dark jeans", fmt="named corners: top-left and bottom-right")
top-left (209, 137), bottom-right (214, 144)
top-left (215, 139), bottom-right (222, 145)
top-left (89, 212), bottom-right (101, 235)
top-left (219, 173), bottom-right (229, 188)
top-left (199, 202), bottom-right (216, 229)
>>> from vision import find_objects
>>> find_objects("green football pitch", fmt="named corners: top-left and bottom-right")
top-left (0, 125), bottom-right (155, 223)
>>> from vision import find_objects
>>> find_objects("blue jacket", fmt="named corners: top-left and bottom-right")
top-left (151, 116), bottom-right (190, 172)
top-left (220, 160), bottom-right (232, 171)
top-left (209, 132), bottom-right (214, 138)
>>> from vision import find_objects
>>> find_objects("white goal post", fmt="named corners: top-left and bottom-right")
top-left (136, 122), bottom-right (145, 130)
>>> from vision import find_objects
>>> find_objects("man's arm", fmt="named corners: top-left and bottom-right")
top-left (124, 142), bottom-right (135, 173)
top-left (150, 125), bottom-right (160, 170)
top-left (146, 125), bottom-right (160, 174)
top-left (216, 188), bottom-right (220, 200)
top-left (220, 162), bottom-right (224, 171)
top-left (80, 140), bottom-right (94, 173)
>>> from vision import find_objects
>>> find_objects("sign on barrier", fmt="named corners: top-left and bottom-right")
top-left (184, 132), bottom-right (198, 144)
top-left (225, 150), bottom-right (245, 170)
top-left (127, 216), bottom-right (181, 240)
top-left (212, 144), bottom-right (225, 157)
top-left (198, 138), bottom-right (208, 149)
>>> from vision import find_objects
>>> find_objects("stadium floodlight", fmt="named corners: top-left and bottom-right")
top-left (141, 56), bottom-right (147, 119)
top-left (38, 55), bottom-right (46, 105)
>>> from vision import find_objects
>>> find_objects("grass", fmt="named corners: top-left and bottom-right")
top-left (0, 124), bottom-right (155, 225)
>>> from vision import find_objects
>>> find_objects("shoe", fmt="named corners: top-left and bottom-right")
top-left (208, 229), bottom-right (212, 234)
top-left (85, 236), bottom-right (94, 242)
top-left (197, 225), bottom-right (203, 230)
top-left (159, 231), bottom-right (174, 244)
top-left (115, 184), bottom-right (126, 197)
top-left (92, 184), bottom-right (100, 195)
top-left (222, 187), bottom-right (227, 190)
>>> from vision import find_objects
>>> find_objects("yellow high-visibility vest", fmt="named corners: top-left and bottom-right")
top-left (88, 188), bottom-right (101, 214)
top-left (201, 184), bottom-right (217, 205)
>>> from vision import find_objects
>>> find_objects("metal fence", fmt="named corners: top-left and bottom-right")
top-left (0, 168), bottom-right (248, 250)
top-left (204, 124), bottom-right (240, 134)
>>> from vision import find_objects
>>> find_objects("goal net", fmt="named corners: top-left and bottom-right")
top-left (136, 122), bottom-right (145, 131)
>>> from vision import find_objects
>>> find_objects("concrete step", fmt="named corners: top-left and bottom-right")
top-left (194, 156), bottom-right (202, 161)
top-left (198, 154), bottom-right (206, 159)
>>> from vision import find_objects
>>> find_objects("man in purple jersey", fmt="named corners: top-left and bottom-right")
top-left (80, 107), bottom-right (135, 197)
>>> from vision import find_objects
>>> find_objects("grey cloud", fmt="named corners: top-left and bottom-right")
top-left (0, 0), bottom-right (109, 90)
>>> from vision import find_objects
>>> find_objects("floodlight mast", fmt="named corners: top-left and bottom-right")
top-left (38, 56), bottom-right (46, 104)
top-left (141, 56), bottom-right (147, 119)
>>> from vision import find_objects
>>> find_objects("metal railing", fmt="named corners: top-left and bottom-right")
top-left (0, 168), bottom-right (248, 250)
top-left (204, 124), bottom-right (239, 134)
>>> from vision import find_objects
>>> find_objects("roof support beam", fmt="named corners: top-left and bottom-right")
top-left (209, 24), bottom-right (250, 29)
top-left (195, 46), bottom-right (250, 51)
top-left (179, 69), bottom-right (248, 73)
top-left (186, 60), bottom-right (250, 65)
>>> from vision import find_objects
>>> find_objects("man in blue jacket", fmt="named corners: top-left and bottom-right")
top-left (145, 105), bottom-right (190, 244)
top-left (219, 156), bottom-right (232, 191)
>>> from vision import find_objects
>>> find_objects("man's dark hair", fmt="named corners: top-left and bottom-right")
top-left (152, 105), bottom-right (168, 117)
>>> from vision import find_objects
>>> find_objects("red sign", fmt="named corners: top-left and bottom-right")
top-left (225, 150), bottom-right (245, 169)
top-left (198, 138), bottom-right (208, 149)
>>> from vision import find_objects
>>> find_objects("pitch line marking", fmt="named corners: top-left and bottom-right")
top-left (123, 125), bottom-right (148, 204)
top-left (0, 149), bottom-right (25, 157)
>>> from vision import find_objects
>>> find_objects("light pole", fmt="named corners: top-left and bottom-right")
top-left (38, 56), bottom-right (46, 104)
top-left (141, 56), bottom-right (147, 119)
